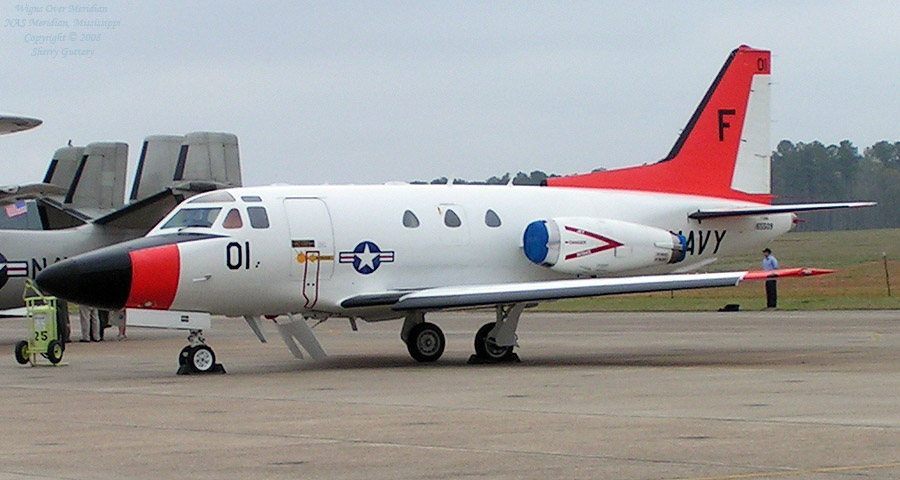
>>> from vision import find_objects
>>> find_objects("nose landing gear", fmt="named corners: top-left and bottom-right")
top-left (176, 330), bottom-right (226, 375)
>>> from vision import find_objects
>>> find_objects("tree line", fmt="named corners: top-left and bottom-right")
top-left (413, 140), bottom-right (899, 232)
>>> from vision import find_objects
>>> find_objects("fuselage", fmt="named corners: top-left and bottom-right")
top-left (126, 184), bottom-right (792, 319)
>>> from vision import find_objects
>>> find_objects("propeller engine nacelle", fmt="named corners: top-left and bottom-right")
top-left (522, 217), bottom-right (686, 275)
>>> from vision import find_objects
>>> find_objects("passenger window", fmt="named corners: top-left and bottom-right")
top-left (402, 210), bottom-right (420, 228)
top-left (485, 209), bottom-right (501, 227)
top-left (444, 209), bottom-right (461, 228)
top-left (222, 208), bottom-right (243, 229)
top-left (247, 207), bottom-right (270, 229)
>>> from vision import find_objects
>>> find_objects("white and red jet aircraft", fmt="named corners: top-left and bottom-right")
top-left (37, 46), bottom-right (872, 373)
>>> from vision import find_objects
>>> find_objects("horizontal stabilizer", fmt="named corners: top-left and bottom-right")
top-left (688, 202), bottom-right (876, 220)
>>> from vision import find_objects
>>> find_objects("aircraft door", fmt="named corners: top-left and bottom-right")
top-left (284, 198), bottom-right (335, 309)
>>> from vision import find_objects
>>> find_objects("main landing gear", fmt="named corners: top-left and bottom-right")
top-left (176, 329), bottom-right (226, 375)
top-left (401, 304), bottom-right (524, 364)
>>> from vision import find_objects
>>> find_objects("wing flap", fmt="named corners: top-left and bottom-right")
top-left (688, 202), bottom-right (875, 220)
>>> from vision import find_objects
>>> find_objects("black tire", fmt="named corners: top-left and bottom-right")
top-left (474, 322), bottom-right (515, 361)
top-left (188, 345), bottom-right (216, 373)
top-left (406, 322), bottom-right (445, 362)
top-left (46, 340), bottom-right (64, 365)
top-left (178, 346), bottom-right (192, 366)
top-left (14, 340), bottom-right (29, 365)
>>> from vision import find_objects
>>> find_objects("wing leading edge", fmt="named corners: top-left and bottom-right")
top-left (340, 268), bottom-right (831, 312)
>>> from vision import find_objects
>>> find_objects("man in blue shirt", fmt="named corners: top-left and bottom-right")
top-left (762, 248), bottom-right (779, 308)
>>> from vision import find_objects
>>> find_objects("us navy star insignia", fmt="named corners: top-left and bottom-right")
top-left (339, 241), bottom-right (395, 275)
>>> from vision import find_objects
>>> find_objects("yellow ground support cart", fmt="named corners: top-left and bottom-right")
top-left (14, 280), bottom-right (64, 366)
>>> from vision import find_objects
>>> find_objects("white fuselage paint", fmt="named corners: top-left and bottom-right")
top-left (155, 184), bottom-right (793, 319)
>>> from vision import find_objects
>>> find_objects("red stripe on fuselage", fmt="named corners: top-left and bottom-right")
top-left (126, 244), bottom-right (180, 309)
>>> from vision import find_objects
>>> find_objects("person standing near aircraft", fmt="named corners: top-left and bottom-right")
top-left (78, 305), bottom-right (100, 342)
top-left (762, 248), bottom-right (779, 308)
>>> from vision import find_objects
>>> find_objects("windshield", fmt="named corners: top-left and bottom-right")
top-left (161, 207), bottom-right (222, 229)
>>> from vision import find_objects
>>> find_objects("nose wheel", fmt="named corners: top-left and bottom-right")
top-left (176, 330), bottom-right (226, 375)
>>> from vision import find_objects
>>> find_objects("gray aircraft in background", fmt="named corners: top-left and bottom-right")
top-left (0, 126), bottom-right (243, 312)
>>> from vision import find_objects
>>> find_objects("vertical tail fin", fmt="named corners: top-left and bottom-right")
top-left (64, 142), bottom-right (128, 215)
top-left (43, 146), bottom-right (85, 201)
top-left (548, 46), bottom-right (772, 204)
top-left (128, 135), bottom-right (186, 202)
top-left (129, 132), bottom-right (242, 201)
top-left (172, 132), bottom-right (242, 192)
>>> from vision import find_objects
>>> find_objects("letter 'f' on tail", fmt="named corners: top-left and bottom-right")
top-left (547, 46), bottom-right (773, 204)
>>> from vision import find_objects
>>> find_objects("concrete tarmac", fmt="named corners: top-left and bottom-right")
top-left (3, 310), bottom-right (900, 479)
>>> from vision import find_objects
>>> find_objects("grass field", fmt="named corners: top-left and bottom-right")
top-left (539, 228), bottom-right (900, 312)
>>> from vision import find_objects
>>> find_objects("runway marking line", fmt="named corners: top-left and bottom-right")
top-left (678, 460), bottom-right (900, 480)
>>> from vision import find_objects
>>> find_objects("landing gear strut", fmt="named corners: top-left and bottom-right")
top-left (176, 329), bottom-right (226, 375)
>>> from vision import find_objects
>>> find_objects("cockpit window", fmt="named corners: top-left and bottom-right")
top-left (247, 207), bottom-right (270, 229)
top-left (161, 207), bottom-right (222, 229)
top-left (187, 191), bottom-right (235, 203)
top-left (222, 208), bottom-right (243, 229)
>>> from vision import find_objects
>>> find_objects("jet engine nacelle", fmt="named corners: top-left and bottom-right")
top-left (523, 217), bottom-right (686, 275)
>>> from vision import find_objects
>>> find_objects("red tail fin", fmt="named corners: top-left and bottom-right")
top-left (548, 46), bottom-right (773, 204)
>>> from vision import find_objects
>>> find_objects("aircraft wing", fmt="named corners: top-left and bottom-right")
top-left (340, 268), bottom-right (831, 311)
top-left (92, 189), bottom-right (181, 232)
top-left (0, 183), bottom-right (68, 204)
top-left (0, 115), bottom-right (41, 135)
top-left (688, 202), bottom-right (876, 220)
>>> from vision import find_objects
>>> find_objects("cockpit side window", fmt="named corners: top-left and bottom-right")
top-left (247, 207), bottom-right (270, 229)
top-left (161, 207), bottom-right (222, 229)
top-left (222, 208), bottom-right (243, 229)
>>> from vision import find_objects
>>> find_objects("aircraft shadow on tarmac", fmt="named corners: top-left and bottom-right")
top-left (235, 347), bottom-right (850, 376)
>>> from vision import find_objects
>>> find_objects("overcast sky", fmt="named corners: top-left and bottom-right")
top-left (1, 1), bottom-right (898, 187)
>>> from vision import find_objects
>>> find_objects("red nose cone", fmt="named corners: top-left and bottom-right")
top-left (126, 244), bottom-right (180, 309)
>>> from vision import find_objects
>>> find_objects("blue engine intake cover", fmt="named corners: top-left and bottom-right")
top-left (523, 220), bottom-right (550, 264)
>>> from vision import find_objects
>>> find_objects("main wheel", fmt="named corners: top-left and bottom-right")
top-left (188, 345), bottom-right (216, 373)
top-left (46, 340), bottom-right (64, 365)
top-left (14, 340), bottom-right (29, 365)
top-left (406, 322), bottom-right (445, 362)
top-left (178, 346), bottom-right (192, 366)
top-left (474, 322), bottom-right (515, 361)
